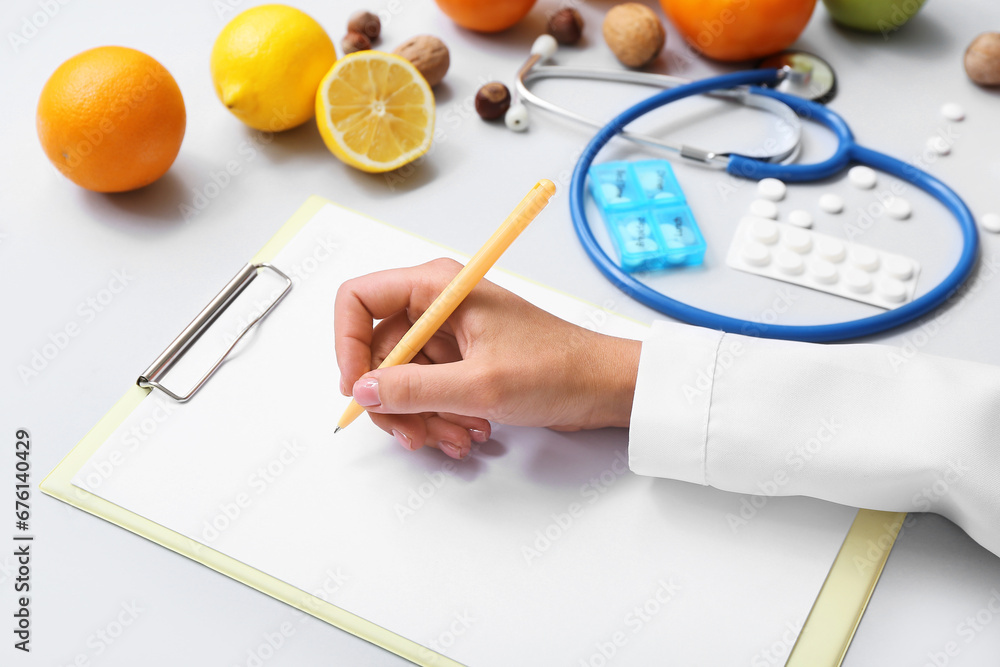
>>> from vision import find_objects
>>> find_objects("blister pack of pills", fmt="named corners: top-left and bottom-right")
top-left (588, 160), bottom-right (706, 272)
top-left (726, 217), bottom-right (921, 309)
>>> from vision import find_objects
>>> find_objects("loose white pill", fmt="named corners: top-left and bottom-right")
top-left (749, 199), bottom-right (779, 219)
top-left (504, 103), bottom-right (529, 131)
top-left (819, 193), bottom-right (844, 214)
top-left (981, 213), bottom-right (1000, 234)
top-left (886, 196), bottom-right (912, 220)
top-left (849, 249), bottom-right (878, 272)
top-left (757, 178), bottom-right (787, 201)
top-left (885, 256), bottom-right (914, 281)
top-left (849, 246), bottom-right (880, 272)
top-left (927, 136), bottom-right (951, 156)
top-left (783, 227), bottom-right (813, 253)
top-left (748, 217), bottom-right (779, 244)
top-left (808, 258), bottom-right (839, 284)
top-left (788, 209), bottom-right (813, 228)
top-left (877, 277), bottom-right (908, 303)
top-left (941, 103), bottom-right (965, 121)
top-left (817, 237), bottom-right (846, 263)
top-left (844, 267), bottom-right (873, 294)
top-left (742, 242), bottom-right (771, 267)
top-left (848, 166), bottom-right (877, 190)
top-left (775, 249), bottom-right (805, 275)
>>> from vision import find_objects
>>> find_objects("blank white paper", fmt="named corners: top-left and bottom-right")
top-left (73, 204), bottom-right (856, 666)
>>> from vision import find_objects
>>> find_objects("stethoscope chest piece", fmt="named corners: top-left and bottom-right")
top-left (757, 50), bottom-right (838, 104)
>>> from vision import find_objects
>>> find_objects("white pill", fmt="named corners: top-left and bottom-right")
top-left (941, 103), bottom-right (965, 121)
top-left (844, 267), bottom-right (873, 294)
top-left (742, 242), bottom-right (771, 267)
top-left (885, 256), bottom-right (914, 281)
top-left (849, 246), bottom-right (880, 272)
top-left (757, 178), bottom-right (787, 201)
top-left (808, 258), bottom-right (839, 284)
top-left (927, 136), bottom-right (951, 156)
top-left (817, 237), bottom-right (846, 263)
top-left (601, 183), bottom-right (628, 203)
top-left (848, 166), bottom-right (877, 190)
top-left (749, 199), bottom-right (779, 219)
top-left (886, 196), bottom-right (912, 220)
top-left (877, 277), bottom-right (908, 303)
top-left (775, 249), bottom-right (805, 275)
top-left (981, 213), bottom-right (1000, 234)
top-left (788, 209), bottom-right (813, 228)
top-left (504, 103), bottom-right (529, 131)
top-left (819, 193), bottom-right (844, 214)
top-left (783, 227), bottom-right (813, 253)
top-left (748, 217), bottom-right (779, 244)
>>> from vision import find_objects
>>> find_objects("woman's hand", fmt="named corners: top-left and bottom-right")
top-left (334, 259), bottom-right (641, 459)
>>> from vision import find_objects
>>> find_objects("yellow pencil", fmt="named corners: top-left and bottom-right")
top-left (335, 178), bottom-right (557, 433)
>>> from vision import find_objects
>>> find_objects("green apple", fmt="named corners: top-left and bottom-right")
top-left (822, 0), bottom-right (927, 33)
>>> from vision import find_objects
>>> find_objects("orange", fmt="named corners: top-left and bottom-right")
top-left (37, 46), bottom-right (186, 193)
top-left (659, 0), bottom-right (816, 62)
top-left (433, 0), bottom-right (537, 33)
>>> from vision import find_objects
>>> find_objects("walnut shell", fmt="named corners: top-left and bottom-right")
top-left (602, 3), bottom-right (665, 69)
top-left (965, 32), bottom-right (1000, 86)
top-left (392, 35), bottom-right (450, 87)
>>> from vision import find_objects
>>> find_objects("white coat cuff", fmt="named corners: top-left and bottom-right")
top-left (628, 321), bottom-right (724, 484)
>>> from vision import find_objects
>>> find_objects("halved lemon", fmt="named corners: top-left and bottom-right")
top-left (316, 51), bottom-right (435, 173)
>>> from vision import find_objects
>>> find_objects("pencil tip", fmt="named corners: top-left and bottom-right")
top-left (334, 427), bottom-right (341, 434)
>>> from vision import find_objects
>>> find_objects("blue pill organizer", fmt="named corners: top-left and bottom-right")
top-left (587, 160), bottom-right (706, 272)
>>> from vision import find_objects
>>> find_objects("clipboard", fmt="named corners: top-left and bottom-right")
top-left (41, 196), bottom-right (905, 666)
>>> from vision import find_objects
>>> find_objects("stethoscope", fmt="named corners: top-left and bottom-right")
top-left (512, 36), bottom-right (979, 343)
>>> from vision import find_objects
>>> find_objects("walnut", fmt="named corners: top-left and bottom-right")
top-left (392, 35), bottom-right (450, 87)
top-left (602, 3), bottom-right (665, 69)
top-left (965, 32), bottom-right (1000, 86)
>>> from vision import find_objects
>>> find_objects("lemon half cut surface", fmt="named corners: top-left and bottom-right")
top-left (316, 51), bottom-right (435, 173)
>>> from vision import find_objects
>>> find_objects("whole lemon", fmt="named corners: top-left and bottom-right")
top-left (211, 4), bottom-right (336, 132)
top-left (37, 46), bottom-right (186, 193)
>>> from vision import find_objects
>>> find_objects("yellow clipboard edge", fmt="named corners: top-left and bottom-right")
top-left (40, 196), bottom-right (463, 667)
top-left (787, 509), bottom-right (905, 666)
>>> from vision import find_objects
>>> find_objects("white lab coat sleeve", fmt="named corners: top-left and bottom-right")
top-left (628, 320), bottom-right (1000, 558)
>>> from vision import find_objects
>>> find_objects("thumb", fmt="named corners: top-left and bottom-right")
top-left (353, 362), bottom-right (486, 416)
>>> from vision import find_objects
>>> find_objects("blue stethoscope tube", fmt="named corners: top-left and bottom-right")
top-left (570, 69), bottom-right (980, 343)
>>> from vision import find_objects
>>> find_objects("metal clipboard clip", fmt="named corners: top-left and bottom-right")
top-left (138, 262), bottom-right (292, 402)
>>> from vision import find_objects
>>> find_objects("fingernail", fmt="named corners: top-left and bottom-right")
top-left (392, 429), bottom-right (414, 451)
top-left (439, 441), bottom-right (466, 460)
top-left (470, 428), bottom-right (489, 443)
top-left (353, 377), bottom-right (380, 407)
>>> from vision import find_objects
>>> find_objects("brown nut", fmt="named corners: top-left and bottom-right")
top-left (475, 82), bottom-right (511, 120)
top-left (348, 10), bottom-right (381, 41)
top-left (602, 3), bottom-right (665, 69)
top-left (548, 8), bottom-right (584, 46)
top-left (342, 30), bottom-right (371, 54)
top-left (393, 35), bottom-right (450, 87)
top-left (965, 32), bottom-right (1000, 86)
